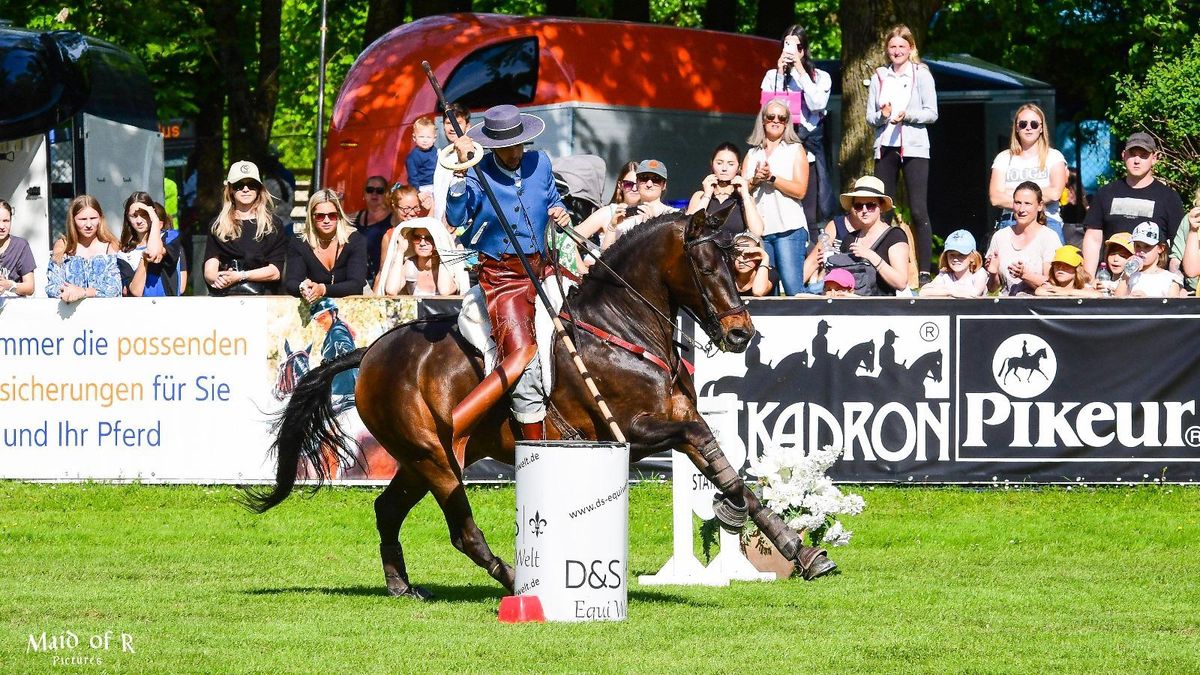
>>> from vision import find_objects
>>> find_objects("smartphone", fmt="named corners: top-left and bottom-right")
top-left (625, 205), bottom-right (640, 218)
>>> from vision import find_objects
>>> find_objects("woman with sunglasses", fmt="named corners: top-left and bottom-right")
top-left (386, 216), bottom-right (462, 296)
top-left (575, 160), bottom-right (641, 251)
top-left (988, 103), bottom-right (1067, 243)
top-left (375, 185), bottom-right (428, 294)
top-left (203, 160), bottom-right (287, 296)
top-left (866, 24), bottom-right (938, 285)
top-left (351, 175), bottom-right (396, 286)
top-left (285, 189), bottom-right (368, 302)
top-left (743, 98), bottom-right (809, 295)
top-left (828, 176), bottom-right (911, 296)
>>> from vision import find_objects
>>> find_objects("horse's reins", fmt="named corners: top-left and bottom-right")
top-left (551, 216), bottom-right (742, 358)
top-left (422, 62), bottom-right (627, 444)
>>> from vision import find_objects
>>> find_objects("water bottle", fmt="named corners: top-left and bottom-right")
top-left (819, 232), bottom-right (834, 270)
top-left (1123, 254), bottom-right (1143, 288)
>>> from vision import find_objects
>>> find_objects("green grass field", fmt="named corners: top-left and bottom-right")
top-left (1, 482), bottom-right (1197, 673)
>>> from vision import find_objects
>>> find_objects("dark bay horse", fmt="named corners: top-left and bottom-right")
top-left (247, 208), bottom-right (835, 598)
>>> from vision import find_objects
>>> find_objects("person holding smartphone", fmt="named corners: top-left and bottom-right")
top-left (603, 159), bottom-right (678, 250)
top-left (575, 160), bottom-right (641, 254)
top-left (687, 142), bottom-right (765, 240)
top-left (760, 25), bottom-right (834, 228)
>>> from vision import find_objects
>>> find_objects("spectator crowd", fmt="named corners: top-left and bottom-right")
top-left (4, 23), bottom-right (1199, 305)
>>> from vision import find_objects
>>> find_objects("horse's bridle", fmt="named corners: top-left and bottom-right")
top-left (682, 226), bottom-right (750, 348)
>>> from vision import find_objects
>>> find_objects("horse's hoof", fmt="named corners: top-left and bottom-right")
top-left (800, 554), bottom-right (837, 581)
top-left (387, 584), bottom-right (434, 600)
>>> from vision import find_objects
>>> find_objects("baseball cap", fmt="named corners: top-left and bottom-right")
top-left (1124, 132), bottom-right (1157, 154)
top-left (227, 160), bottom-right (262, 185)
top-left (1052, 245), bottom-right (1083, 268)
top-left (943, 229), bottom-right (977, 255)
top-left (824, 268), bottom-right (855, 290)
top-left (1104, 231), bottom-right (1135, 256)
top-left (636, 159), bottom-right (668, 181)
top-left (1130, 221), bottom-right (1161, 246)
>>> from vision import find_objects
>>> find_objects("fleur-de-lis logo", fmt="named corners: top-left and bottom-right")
top-left (529, 511), bottom-right (547, 537)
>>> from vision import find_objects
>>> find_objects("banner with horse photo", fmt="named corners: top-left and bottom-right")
top-left (690, 299), bottom-right (1200, 484)
top-left (0, 297), bottom-right (417, 483)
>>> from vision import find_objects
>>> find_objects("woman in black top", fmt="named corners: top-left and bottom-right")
top-left (285, 189), bottom-right (368, 300)
top-left (686, 142), bottom-right (765, 240)
top-left (352, 175), bottom-right (396, 286)
top-left (203, 160), bottom-right (288, 295)
top-left (828, 176), bottom-right (911, 296)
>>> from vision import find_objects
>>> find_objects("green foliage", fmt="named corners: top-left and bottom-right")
top-left (271, 0), bottom-right (368, 169)
top-left (1111, 41), bottom-right (1200, 194)
top-left (931, 0), bottom-right (1197, 120)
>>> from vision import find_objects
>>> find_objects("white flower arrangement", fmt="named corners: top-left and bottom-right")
top-left (744, 444), bottom-right (865, 548)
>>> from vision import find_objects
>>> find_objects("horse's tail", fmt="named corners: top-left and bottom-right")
top-left (996, 358), bottom-right (1007, 377)
top-left (242, 347), bottom-right (367, 513)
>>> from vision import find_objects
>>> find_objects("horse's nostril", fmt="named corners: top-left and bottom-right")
top-left (728, 327), bottom-right (751, 344)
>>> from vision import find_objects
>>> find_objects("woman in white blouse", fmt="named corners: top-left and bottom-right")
top-left (742, 98), bottom-right (809, 295)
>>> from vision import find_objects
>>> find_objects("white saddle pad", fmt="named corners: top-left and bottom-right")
top-left (457, 278), bottom-right (577, 394)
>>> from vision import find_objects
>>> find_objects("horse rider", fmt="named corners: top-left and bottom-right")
top-left (446, 104), bottom-right (572, 441)
top-left (311, 298), bottom-right (357, 411)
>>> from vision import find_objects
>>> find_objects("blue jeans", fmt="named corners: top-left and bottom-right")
top-left (762, 227), bottom-right (809, 296)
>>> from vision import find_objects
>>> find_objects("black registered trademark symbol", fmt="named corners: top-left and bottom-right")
top-left (920, 322), bottom-right (939, 342)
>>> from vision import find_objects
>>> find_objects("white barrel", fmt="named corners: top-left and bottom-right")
top-left (513, 440), bottom-right (630, 622)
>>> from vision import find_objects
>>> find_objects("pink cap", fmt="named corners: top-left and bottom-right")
top-left (824, 268), bottom-right (855, 290)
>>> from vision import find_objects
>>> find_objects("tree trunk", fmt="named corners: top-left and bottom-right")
top-left (255, 0), bottom-right (283, 146)
top-left (364, 0), bottom-right (408, 49)
top-left (753, 0), bottom-right (795, 38)
top-left (836, 0), bottom-right (940, 190)
top-left (612, 0), bottom-right (648, 23)
top-left (702, 0), bottom-right (737, 32)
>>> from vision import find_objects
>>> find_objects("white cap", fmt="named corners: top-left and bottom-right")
top-left (1130, 221), bottom-right (1160, 246)
top-left (226, 160), bottom-right (262, 185)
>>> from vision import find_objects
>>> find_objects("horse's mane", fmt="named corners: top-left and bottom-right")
top-left (573, 212), bottom-right (684, 302)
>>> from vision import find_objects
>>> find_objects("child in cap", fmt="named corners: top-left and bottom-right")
top-left (1092, 231), bottom-right (1134, 296)
top-left (1036, 245), bottom-right (1100, 296)
top-left (731, 232), bottom-right (777, 297)
top-left (919, 229), bottom-right (988, 298)
top-left (405, 117), bottom-right (438, 193)
top-left (823, 267), bottom-right (856, 297)
top-left (1116, 221), bottom-right (1182, 298)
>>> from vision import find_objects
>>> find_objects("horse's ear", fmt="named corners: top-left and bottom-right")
top-left (705, 197), bottom-right (737, 232)
top-left (686, 208), bottom-right (708, 238)
top-left (283, 339), bottom-right (292, 355)
top-left (305, 343), bottom-right (313, 354)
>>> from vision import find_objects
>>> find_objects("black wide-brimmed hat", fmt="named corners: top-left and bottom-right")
top-left (467, 104), bottom-right (545, 148)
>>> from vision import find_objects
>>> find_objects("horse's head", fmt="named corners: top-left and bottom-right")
top-left (674, 207), bottom-right (755, 353)
top-left (273, 342), bottom-right (312, 400)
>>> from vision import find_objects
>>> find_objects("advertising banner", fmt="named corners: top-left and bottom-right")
top-left (692, 299), bottom-right (1200, 483)
top-left (0, 297), bottom-right (416, 482)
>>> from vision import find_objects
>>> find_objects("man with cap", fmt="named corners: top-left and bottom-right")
top-left (311, 298), bottom-right (358, 407)
top-left (446, 104), bottom-right (571, 441)
top-left (1081, 132), bottom-right (1185, 277)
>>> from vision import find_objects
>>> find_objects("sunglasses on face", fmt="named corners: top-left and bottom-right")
top-left (409, 233), bottom-right (434, 243)
top-left (365, 186), bottom-right (387, 195)
top-left (619, 180), bottom-right (637, 192)
top-left (1017, 120), bottom-right (1041, 131)
top-left (853, 201), bottom-right (880, 212)
top-left (397, 204), bottom-right (422, 213)
top-left (763, 113), bottom-right (789, 123)
top-left (233, 181), bottom-right (259, 192)
top-left (313, 211), bottom-right (338, 221)
top-left (637, 175), bottom-right (665, 185)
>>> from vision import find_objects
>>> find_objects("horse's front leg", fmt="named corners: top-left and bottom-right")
top-left (626, 412), bottom-right (748, 532)
top-left (627, 411), bottom-right (837, 581)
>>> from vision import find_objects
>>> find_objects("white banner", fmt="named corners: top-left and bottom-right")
top-left (0, 297), bottom-right (417, 482)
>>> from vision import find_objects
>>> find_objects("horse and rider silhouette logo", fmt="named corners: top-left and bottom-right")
top-left (699, 319), bottom-right (945, 403)
top-left (991, 333), bottom-right (1057, 398)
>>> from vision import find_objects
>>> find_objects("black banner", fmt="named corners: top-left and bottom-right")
top-left (692, 298), bottom-right (1200, 484)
